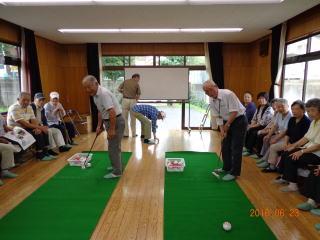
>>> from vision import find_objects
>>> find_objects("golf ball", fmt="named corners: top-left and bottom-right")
top-left (86, 163), bottom-right (92, 167)
top-left (223, 221), bottom-right (232, 231)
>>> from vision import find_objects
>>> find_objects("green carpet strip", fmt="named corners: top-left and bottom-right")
top-left (0, 151), bottom-right (131, 240)
top-left (164, 151), bottom-right (276, 240)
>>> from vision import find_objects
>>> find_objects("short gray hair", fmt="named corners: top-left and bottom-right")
top-left (276, 98), bottom-right (289, 106)
top-left (202, 80), bottom-right (217, 89)
top-left (82, 75), bottom-right (98, 85)
top-left (18, 92), bottom-right (31, 99)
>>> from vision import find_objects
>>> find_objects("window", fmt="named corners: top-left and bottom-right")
top-left (282, 33), bottom-right (320, 104)
top-left (185, 70), bottom-right (210, 128)
top-left (102, 56), bottom-right (129, 66)
top-left (311, 34), bottom-right (320, 52)
top-left (286, 39), bottom-right (307, 58)
top-left (159, 56), bottom-right (184, 66)
top-left (130, 56), bottom-right (153, 66)
top-left (101, 70), bottom-right (124, 101)
top-left (186, 56), bottom-right (205, 66)
top-left (305, 59), bottom-right (320, 101)
top-left (0, 42), bottom-right (21, 112)
top-left (282, 63), bottom-right (305, 104)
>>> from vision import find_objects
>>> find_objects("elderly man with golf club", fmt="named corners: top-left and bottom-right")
top-left (203, 80), bottom-right (248, 181)
top-left (82, 75), bottom-right (125, 179)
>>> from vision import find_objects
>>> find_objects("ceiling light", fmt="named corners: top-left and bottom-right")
top-left (120, 29), bottom-right (180, 33)
top-left (58, 28), bottom-right (243, 33)
top-left (181, 28), bottom-right (242, 32)
top-left (1, 0), bottom-right (284, 5)
top-left (188, 0), bottom-right (284, 3)
top-left (59, 29), bottom-right (120, 33)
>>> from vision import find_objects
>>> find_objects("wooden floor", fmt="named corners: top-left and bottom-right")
top-left (0, 130), bottom-right (319, 240)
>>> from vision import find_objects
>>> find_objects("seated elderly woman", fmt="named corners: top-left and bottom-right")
top-left (256, 98), bottom-right (292, 170)
top-left (7, 92), bottom-right (55, 161)
top-left (0, 114), bottom-right (18, 186)
top-left (253, 98), bottom-right (279, 158)
top-left (44, 92), bottom-right (77, 146)
top-left (243, 91), bottom-right (256, 124)
top-left (296, 165), bottom-right (320, 231)
top-left (243, 92), bottom-right (273, 156)
top-left (269, 101), bottom-right (311, 178)
top-left (279, 98), bottom-right (320, 192)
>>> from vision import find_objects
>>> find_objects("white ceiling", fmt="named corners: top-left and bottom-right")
top-left (0, 0), bottom-right (319, 44)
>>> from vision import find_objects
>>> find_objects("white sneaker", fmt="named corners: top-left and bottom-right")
top-left (103, 173), bottom-right (121, 179)
top-left (272, 177), bottom-right (288, 184)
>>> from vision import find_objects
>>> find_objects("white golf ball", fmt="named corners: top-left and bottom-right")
top-left (223, 221), bottom-right (232, 231)
top-left (86, 163), bottom-right (92, 167)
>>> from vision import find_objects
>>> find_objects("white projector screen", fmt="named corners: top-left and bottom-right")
top-left (125, 68), bottom-right (189, 100)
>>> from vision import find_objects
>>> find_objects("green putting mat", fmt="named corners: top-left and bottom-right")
top-left (164, 151), bottom-right (276, 240)
top-left (0, 151), bottom-right (131, 240)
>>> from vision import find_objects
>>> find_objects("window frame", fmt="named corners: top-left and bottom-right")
top-left (0, 40), bottom-right (21, 113)
top-left (281, 32), bottom-right (320, 102)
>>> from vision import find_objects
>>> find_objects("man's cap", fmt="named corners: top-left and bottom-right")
top-left (34, 92), bottom-right (45, 100)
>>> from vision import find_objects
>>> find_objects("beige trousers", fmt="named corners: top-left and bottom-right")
top-left (122, 98), bottom-right (137, 136)
top-left (47, 128), bottom-right (65, 149)
top-left (132, 112), bottom-right (151, 139)
top-left (0, 143), bottom-right (15, 170)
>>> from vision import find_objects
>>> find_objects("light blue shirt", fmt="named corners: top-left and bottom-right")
top-left (44, 102), bottom-right (66, 126)
top-left (274, 111), bottom-right (292, 133)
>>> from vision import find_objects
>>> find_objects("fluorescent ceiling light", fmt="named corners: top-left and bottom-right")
top-left (2, 0), bottom-right (90, 2)
top-left (1, 0), bottom-right (284, 5)
top-left (95, 0), bottom-right (184, 2)
top-left (59, 29), bottom-right (121, 33)
top-left (181, 28), bottom-right (242, 32)
top-left (188, 0), bottom-right (284, 3)
top-left (58, 28), bottom-right (243, 33)
top-left (120, 29), bottom-right (180, 33)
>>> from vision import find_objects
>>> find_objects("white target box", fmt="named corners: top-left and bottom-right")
top-left (67, 153), bottom-right (93, 167)
top-left (165, 158), bottom-right (185, 172)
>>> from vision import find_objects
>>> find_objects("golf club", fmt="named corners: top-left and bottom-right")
top-left (82, 133), bottom-right (99, 169)
top-left (212, 140), bottom-right (223, 179)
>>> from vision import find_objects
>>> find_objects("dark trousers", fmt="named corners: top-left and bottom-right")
top-left (50, 122), bottom-right (76, 144)
top-left (25, 128), bottom-right (49, 151)
top-left (222, 115), bottom-right (248, 176)
top-left (301, 172), bottom-right (320, 203)
top-left (283, 148), bottom-right (320, 183)
top-left (244, 125), bottom-right (265, 153)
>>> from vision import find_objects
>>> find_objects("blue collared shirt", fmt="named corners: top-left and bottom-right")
top-left (132, 104), bottom-right (159, 133)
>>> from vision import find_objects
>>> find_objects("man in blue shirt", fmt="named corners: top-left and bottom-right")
top-left (131, 104), bottom-right (165, 144)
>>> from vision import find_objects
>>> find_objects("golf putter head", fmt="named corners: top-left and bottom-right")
top-left (212, 171), bottom-right (221, 179)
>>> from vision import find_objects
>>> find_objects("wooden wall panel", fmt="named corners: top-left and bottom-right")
top-left (102, 43), bottom-right (204, 56)
top-left (223, 35), bottom-right (271, 101)
top-left (287, 4), bottom-right (320, 42)
top-left (0, 19), bottom-right (20, 44)
top-left (36, 36), bottom-right (89, 114)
